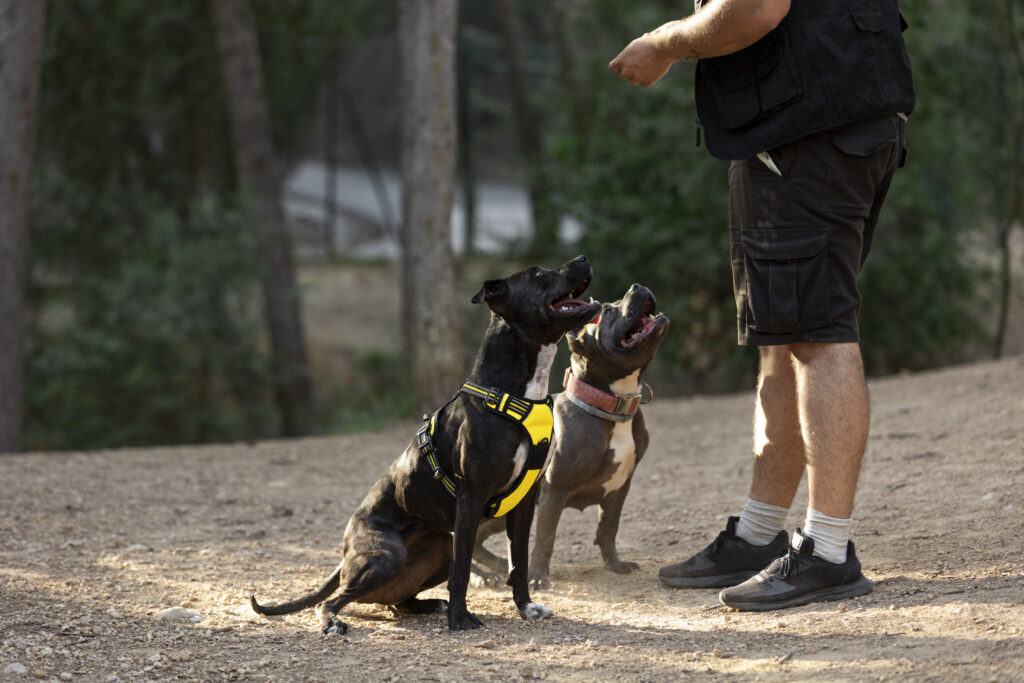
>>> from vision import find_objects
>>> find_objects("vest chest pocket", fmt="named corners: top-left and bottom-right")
top-left (740, 228), bottom-right (831, 333)
top-left (702, 29), bottom-right (803, 131)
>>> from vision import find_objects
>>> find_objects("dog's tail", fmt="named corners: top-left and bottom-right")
top-left (250, 563), bottom-right (342, 616)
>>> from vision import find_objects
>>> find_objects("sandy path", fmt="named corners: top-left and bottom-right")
top-left (2, 356), bottom-right (1022, 681)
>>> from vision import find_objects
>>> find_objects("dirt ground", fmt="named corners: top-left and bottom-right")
top-left (2, 351), bottom-right (1023, 682)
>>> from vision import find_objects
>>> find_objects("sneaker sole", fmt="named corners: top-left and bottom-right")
top-left (659, 569), bottom-right (759, 589)
top-left (718, 575), bottom-right (874, 611)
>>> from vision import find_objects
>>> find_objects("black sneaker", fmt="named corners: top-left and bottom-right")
top-left (658, 516), bottom-right (789, 588)
top-left (718, 530), bottom-right (873, 611)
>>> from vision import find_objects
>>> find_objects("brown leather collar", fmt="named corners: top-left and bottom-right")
top-left (562, 368), bottom-right (652, 422)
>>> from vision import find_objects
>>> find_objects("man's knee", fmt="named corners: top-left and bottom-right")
top-left (787, 341), bottom-right (862, 367)
top-left (759, 344), bottom-right (795, 371)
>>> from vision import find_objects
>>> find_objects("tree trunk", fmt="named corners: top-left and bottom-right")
top-left (397, 0), bottom-right (463, 412)
top-left (993, 0), bottom-right (1024, 359)
top-left (498, 0), bottom-right (559, 256)
top-left (211, 0), bottom-right (315, 437)
top-left (551, 0), bottom-right (591, 156)
top-left (0, 1), bottom-right (46, 453)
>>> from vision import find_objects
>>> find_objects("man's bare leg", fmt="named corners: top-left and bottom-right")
top-left (734, 345), bottom-right (805, 545)
top-left (748, 345), bottom-right (807, 508)
top-left (790, 341), bottom-right (869, 521)
top-left (717, 341), bottom-right (874, 609)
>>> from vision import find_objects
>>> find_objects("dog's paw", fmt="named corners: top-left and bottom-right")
top-left (519, 602), bottom-right (554, 621)
top-left (604, 559), bottom-right (640, 575)
top-left (448, 609), bottom-right (484, 631)
top-left (528, 574), bottom-right (550, 591)
top-left (429, 599), bottom-right (449, 614)
top-left (321, 617), bottom-right (349, 635)
top-left (470, 571), bottom-right (505, 589)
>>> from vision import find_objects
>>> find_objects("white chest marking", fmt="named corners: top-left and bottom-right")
top-left (504, 343), bottom-right (557, 490)
top-left (609, 369), bottom-right (642, 397)
top-left (601, 370), bottom-right (641, 494)
top-left (602, 420), bottom-right (637, 495)
top-left (525, 344), bottom-right (557, 400)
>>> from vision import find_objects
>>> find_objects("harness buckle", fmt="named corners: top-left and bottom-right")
top-left (484, 387), bottom-right (503, 409)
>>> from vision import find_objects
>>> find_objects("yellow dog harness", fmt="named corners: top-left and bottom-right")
top-left (416, 380), bottom-right (554, 518)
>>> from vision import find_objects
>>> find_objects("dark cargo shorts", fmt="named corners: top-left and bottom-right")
top-left (729, 114), bottom-right (906, 346)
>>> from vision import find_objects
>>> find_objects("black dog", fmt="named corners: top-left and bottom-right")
top-left (250, 256), bottom-right (600, 633)
top-left (474, 284), bottom-right (668, 588)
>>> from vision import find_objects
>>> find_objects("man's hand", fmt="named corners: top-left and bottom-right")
top-left (609, 32), bottom-right (676, 88)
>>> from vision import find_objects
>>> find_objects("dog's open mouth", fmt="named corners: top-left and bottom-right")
top-left (549, 276), bottom-right (594, 317)
top-left (622, 298), bottom-right (665, 348)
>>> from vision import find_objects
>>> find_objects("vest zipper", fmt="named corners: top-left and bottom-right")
top-left (695, 116), bottom-right (703, 148)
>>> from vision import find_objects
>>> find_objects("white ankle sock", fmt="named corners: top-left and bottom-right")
top-left (802, 508), bottom-right (850, 564)
top-left (735, 498), bottom-right (789, 546)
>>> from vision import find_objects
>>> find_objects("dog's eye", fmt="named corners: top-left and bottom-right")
top-left (532, 268), bottom-right (543, 278)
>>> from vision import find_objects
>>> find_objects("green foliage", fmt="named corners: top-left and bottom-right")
top-left (321, 350), bottom-right (418, 435)
top-left (547, 0), bottom-right (1003, 389)
top-left (253, 0), bottom-right (388, 160)
top-left (548, 1), bottom-right (755, 391)
top-left (27, 186), bottom-right (274, 449)
top-left (857, 0), bottom-right (1017, 373)
top-left (26, 0), bottom-right (388, 450)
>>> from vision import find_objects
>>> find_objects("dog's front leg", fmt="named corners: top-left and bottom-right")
top-left (596, 478), bottom-right (640, 574)
top-left (448, 493), bottom-right (486, 630)
top-left (506, 486), bottom-right (554, 621)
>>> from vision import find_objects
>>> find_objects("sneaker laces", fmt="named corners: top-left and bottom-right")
top-left (708, 528), bottom-right (731, 554)
top-left (772, 547), bottom-right (812, 579)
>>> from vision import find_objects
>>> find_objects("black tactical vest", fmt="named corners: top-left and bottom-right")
top-left (694, 0), bottom-right (915, 160)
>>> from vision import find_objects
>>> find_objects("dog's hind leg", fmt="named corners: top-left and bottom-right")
top-left (387, 530), bottom-right (453, 615)
top-left (317, 533), bottom-right (408, 635)
top-left (506, 486), bottom-right (553, 621)
top-left (471, 517), bottom-right (507, 586)
top-left (321, 529), bottom-right (453, 633)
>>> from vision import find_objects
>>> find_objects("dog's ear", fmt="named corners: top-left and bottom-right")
top-left (471, 279), bottom-right (507, 305)
top-left (566, 329), bottom-right (588, 355)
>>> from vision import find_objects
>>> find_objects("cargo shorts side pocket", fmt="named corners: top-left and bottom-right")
top-left (740, 228), bottom-right (831, 333)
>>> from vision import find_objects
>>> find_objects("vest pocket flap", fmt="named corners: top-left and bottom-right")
top-left (831, 116), bottom-right (899, 156)
top-left (740, 229), bottom-right (828, 261)
top-left (701, 29), bottom-right (801, 131)
top-left (850, 6), bottom-right (883, 32)
top-left (710, 61), bottom-right (756, 92)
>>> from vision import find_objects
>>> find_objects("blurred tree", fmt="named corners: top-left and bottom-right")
top-left (0, 1), bottom-right (47, 453)
top-left (498, 0), bottom-right (559, 256)
top-left (990, 0), bottom-right (1024, 358)
top-left (398, 0), bottom-right (463, 411)
top-left (26, 0), bottom-right (386, 450)
top-left (212, 0), bottom-right (315, 437)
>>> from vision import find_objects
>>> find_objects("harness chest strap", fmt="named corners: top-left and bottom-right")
top-left (416, 413), bottom-right (457, 496)
top-left (416, 381), bottom-right (554, 518)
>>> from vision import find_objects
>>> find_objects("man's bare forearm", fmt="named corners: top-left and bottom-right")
top-left (653, 0), bottom-right (790, 61)
top-left (610, 0), bottom-right (790, 87)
